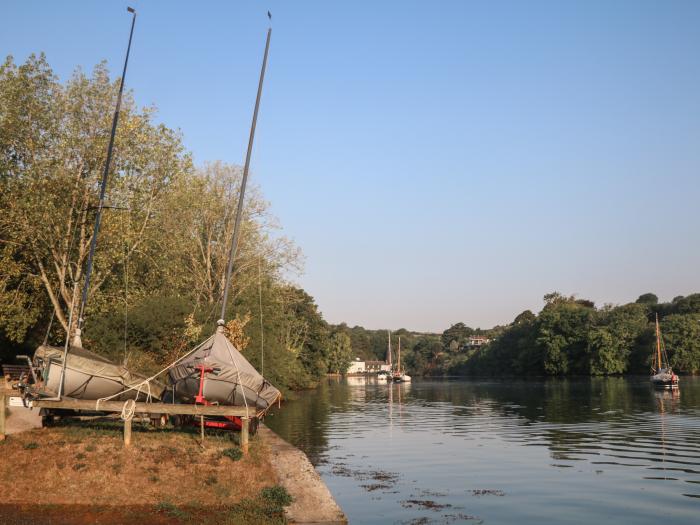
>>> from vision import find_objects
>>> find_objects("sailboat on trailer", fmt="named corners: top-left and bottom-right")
top-left (651, 314), bottom-right (679, 390)
top-left (166, 25), bottom-right (281, 416)
top-left (27, 8), bottom-right (165, 403)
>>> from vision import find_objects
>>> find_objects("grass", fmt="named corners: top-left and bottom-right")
top-left (0, 416), bottom-right (278, 512)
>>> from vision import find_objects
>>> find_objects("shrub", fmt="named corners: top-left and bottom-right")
top-left (221, 447), bottom-right (243, 461)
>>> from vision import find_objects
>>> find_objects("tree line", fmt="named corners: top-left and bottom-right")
top-left (334, 292), bottom-right (700, 377)
top-left (0, 53), bottom-right (336, 393)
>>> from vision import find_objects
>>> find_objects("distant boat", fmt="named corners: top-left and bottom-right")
top-left (392, 336), bottom-right (411, 383)
top-left (651, 314), bottom-right (678, 390)
top-left (377, 370), bottom-right (391, 381)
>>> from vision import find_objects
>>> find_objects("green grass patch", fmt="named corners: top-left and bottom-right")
top-left (23, 441), bottom-right (39, 450)
top-left (221, 447), bottom-right (243, 461)
top-left (155, 501), bottom-right (191, 521)
top-left (260, 485), bottom-right (293, 507)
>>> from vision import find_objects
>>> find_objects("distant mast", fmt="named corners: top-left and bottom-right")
top-left (387, 330), bottom-right (392, 369)
top-left (398, 336), bottom-right (401, 374)
top-left (655, 314), bottom-right (662, 371)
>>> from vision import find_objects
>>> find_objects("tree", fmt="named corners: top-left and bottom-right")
top-left (1, 55), bottom-right (191, 338)
top-left (327, 332), bottom-right (352, 374)
top-left (441, 322), bottom-right (473, 351)
top-left (635, 293), bottom-right (658, 305)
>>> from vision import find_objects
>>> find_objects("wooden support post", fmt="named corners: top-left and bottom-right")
top-left (200, 415), bottom-right (205, 446)
top-left (0, 393), bottom-right (6, 441)
top-left (124, 418), bottom-right (132, 447)
top-left (241, 417), bottom-right (249, 454)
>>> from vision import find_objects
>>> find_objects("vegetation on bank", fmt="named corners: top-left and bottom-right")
top-left (334, 292), bottom-right (700, 377)
top-left (0, 54), bottom-right (331, 393)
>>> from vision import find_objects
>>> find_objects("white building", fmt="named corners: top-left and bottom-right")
top-left (346, 358), bottom-right (365, 375)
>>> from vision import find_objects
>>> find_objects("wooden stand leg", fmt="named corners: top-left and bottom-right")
top-left (0, 394), bottom-right (6, 441)
top-left (241, 417), bottom-right (249, 455)
top-left (124, 418), bottom-right (132, 447)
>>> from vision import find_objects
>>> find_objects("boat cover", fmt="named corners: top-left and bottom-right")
top-left (33, 344), bottom-right (165, 401)
top-left (167, 328), bottom-right (281, 413)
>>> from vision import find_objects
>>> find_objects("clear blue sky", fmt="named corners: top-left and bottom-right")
top-left (4, 1), bottom-right (700, 332)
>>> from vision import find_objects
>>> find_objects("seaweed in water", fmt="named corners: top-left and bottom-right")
top-left (400, 499), bottom-right (452, 511)
top-left (470, 489), bottom-right (505, 497)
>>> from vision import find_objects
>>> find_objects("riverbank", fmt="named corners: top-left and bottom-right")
top-left (0, 383), bottom-right (346, 524)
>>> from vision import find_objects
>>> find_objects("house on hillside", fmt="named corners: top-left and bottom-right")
top-left (460, 336), bottom-right (491, 351)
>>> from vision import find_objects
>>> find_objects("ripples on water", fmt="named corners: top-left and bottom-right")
top-left (266, 377), bottom-right (700, 524)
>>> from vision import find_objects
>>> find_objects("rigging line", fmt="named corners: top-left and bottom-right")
top-left (258, 258), bottom-right (265, 376)
top-left (123, 188), bottom-right (131, 365)
top-left (43, 310), bottom-right (55, 346)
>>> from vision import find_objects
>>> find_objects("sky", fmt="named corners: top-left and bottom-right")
top-left (4, 1), bottom-right (700, 332)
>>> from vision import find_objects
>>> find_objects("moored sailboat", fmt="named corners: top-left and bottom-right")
top-left (392, 335), bottom-right (411, 382)
top-left (651, 314), bottom-right (679, 390)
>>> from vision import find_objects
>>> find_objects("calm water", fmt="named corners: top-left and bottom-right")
top-left (266, 377), bottom-right (700, 524)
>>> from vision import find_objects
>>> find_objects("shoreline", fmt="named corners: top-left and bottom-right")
top-left (261, 425), bottom-right (347, 524)
top-left (0, 383), bottom-right (345, 524)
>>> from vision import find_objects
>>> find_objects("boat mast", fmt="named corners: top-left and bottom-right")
top-left (655, 313), bottom-right (662, 371)
top-left (55, 7), bottom-right (136, 400)
top-left (398, 336), bottom-right (401, 374)
top-left (75, 7), bottom-right (137, 346)
top-left (387, 330), bottom-right (392, 369)
top-left (220, 24), bottom-right (272, 324)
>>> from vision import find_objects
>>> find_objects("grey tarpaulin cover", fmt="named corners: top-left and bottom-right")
top-left (33, 344), bottom-right (165, 401)
top-left (167, 327), bottom-right (281, 413)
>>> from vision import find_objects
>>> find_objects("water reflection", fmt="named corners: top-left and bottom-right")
top-left (266, 378), bottom-right (700, 524)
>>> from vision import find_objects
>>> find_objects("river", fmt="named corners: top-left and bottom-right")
top-left (265, 377), bottom-right (700, 524)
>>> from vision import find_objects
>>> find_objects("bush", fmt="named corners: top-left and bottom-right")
top-left (221, 447), bottom-right (243, 461)
top-left (260, 485), bottom-right (293, 507)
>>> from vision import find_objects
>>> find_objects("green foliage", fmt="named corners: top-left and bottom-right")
top-left (0, 54), bottom-right (331, 393)
top-left (260, 485), bottom-right (293, 507)
top-left (221, 447), bottom-right (243, 462)
top-left (326, 331), bottom-right (352, 374)
top-left (406, 292), bottom-right (700, 377)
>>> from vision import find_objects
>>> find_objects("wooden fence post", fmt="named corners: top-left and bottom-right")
top-left (124, 418), bottom-right (132, 447)
top-left (241, 417), bottom-right (249, 454)
top-left (0, 393), bottom-right (6, 441)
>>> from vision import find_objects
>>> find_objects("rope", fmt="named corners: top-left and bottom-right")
top-left (43, 310), bottom-right (56, 346)
top-left (257, 258), bottom-right (265, 376)
top-left (120, 399), bottom-right (136, 421)
top-left (222, 336), bottom-right (250, 416)
top-left (94, 334), bottom-right (214, 410)
top-left (123, 191), bottom-right (131, 365)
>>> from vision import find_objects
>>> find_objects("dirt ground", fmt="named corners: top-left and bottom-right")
top-left (0, 416), bottom-right (286, 524)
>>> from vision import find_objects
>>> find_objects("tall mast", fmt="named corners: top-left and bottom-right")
top-left (220, 26), bottom-right (272, 323)
top-left (387, 330), bottom-right (392, 368)
top-left (655, 313), bottom-right (662, 371)
top-left (75, 7), bottom-right (137, 345)
top-left (398, 336), bottom-right (401, 373)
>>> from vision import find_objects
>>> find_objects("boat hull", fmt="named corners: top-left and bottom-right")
top-left (651, 368), bottom-right (679, 390)
top-left (167, 331), bottom-right (281, 413)
top-left (33, 345), bottom-right (164, 401)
